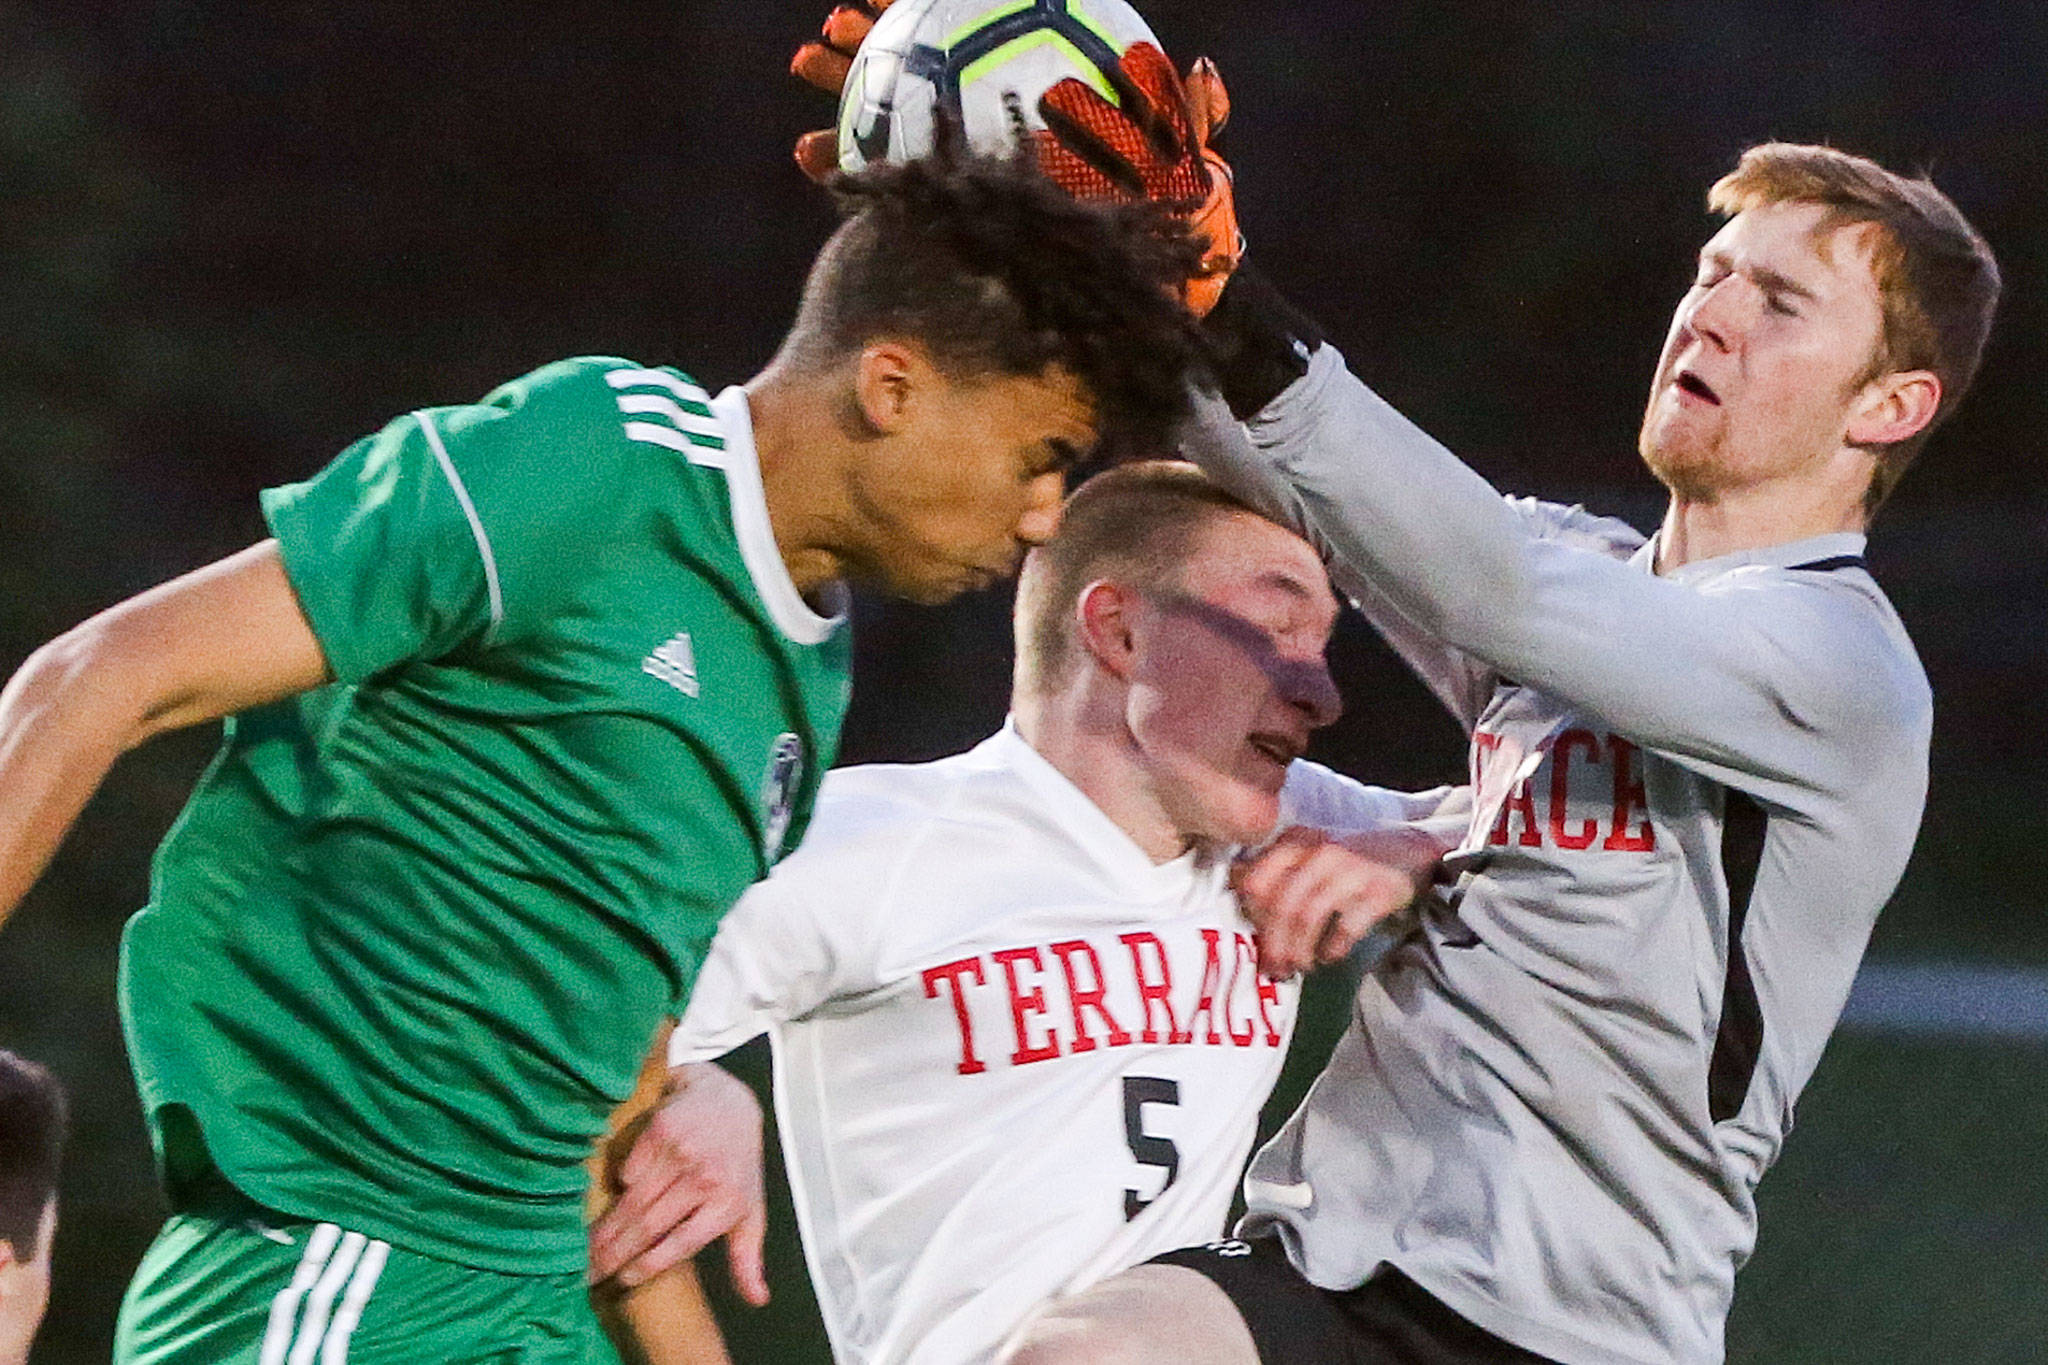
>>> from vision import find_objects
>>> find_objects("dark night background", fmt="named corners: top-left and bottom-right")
top-left (2, 2), bottom-right (2045, 1360)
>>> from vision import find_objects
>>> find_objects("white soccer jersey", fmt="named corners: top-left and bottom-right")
top-left (1185, 347), bottom-right (1932, 1365)
top-left (671, 724), bottom-right (1439, 1365)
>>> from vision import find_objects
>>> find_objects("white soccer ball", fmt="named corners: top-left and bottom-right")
top-left (836, 0), bottom-right (1161, 173)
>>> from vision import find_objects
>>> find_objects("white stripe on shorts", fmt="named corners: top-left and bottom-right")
top-left (320, 1237), bottom-right (391, 1364)
top-left (259, 1223), bottom-right (342, 1365)
top-left (287, 1230), bottom-right (366, 1365)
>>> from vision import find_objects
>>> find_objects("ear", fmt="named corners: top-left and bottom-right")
top-left (1846, 368), bottom-right (1941, 448)
top-left (851, 339), bottom-right (934, 436)
top-left (1075, 579), bottom-right (1142, 681)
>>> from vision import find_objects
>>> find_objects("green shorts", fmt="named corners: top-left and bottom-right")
top-left (114, 1181), bottom-right (619, 1365)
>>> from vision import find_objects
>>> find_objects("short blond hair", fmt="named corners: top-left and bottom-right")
top-left (1013, 461), bottom-right (1259, 698)
top-left (1708, 143), bottom-right (2000, 510)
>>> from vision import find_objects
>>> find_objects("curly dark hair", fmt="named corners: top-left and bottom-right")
top-left (0, 1050), bottom-right (64, 1258)
top-left (785, 133), bottom-right (1210, 461)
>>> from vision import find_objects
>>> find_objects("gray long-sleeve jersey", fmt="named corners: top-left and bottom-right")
top-left (1184, 346), bottom-right (1931, 1365)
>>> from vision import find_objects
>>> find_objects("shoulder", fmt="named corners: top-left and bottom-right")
top-left (441, 356), bottom-right (714, 453)
top-left (1712, 559), bottom-right (1931, 735)
top-left (1503, 495), bottom-right (1649, 559)
top-left (751, 750), bottom-right (1017, 940)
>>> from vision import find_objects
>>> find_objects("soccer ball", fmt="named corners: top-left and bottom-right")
top-left (836, 0), bottom-right (1161, 173)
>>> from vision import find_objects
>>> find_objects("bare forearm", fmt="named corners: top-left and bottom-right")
top-left (0, 628), bottom-right (157, 925)
top-left (596, 1264), bottom-right (733, 1365)
top-left (0, 541), bottom-right (330, 930)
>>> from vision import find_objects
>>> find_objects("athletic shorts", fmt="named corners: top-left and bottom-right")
top-left (1150, 1238), bottom-right (1557, 1365)
top-left (113, 1178), bottom-right (618, 1365)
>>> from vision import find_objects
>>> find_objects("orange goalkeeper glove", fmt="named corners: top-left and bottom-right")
top-left (1033, 47), bottom-right (1241, 315)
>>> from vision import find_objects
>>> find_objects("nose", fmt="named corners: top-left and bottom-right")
top-left (1015, 471), bottom-right (1065, 547)
top-left (1287, 656), bottom-right (1343, 730)
top-left (1682, 274), bottom-right (1758, 353)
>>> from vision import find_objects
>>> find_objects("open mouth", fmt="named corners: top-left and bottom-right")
top-left (1248, 733), bottom-right (1304, 767)
top-left (1675, 370), bottom-right (1721, 405)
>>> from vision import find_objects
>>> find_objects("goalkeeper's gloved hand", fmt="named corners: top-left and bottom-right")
top-left (1034, 47), bottom-right (1242, 316)
top-left (784, 5), bottom-right (1242, 315)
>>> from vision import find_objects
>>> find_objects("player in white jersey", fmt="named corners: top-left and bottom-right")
top-left (594, 462), bottom-right (1458, 1364)
top-left (996, 70), bottom-right (2003, 1365)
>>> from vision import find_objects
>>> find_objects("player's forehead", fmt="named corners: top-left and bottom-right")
top-left (973, 362), bottom-right (1098, 440)
top-left (1176, 513), bottom-right (1336, 626)
top-left (1701, 201), bottom-right (1885, 298)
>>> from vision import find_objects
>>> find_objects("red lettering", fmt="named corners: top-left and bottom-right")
top-left (921, 956), bottom-right (989, 1076)
top-left (1603, 735), bottom-right (1656, 851)
top-left (1471, 731), bottom-right (1501, 787)
top-left (1225, 933), bottom-right (1258, 1047)
top-left (1495, 777), bottom-right (1541, 847)
top-left (1475, 731), bottom-right (1540, 848)
top-left (1251, 936), bottom-right (1284, 1046)
top-left (1049, 939), bottom-right (1131, 1051)
top-left (1119, 932), bottom-right (1190, 1044)
top-left (1548, 729), bottom-right (1601, 850)
top-left (992, 947), bottom-right (1063, 1065)
top-left (1184, 929), bottom-right (1227, 1046)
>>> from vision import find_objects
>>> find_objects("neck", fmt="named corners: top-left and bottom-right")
top-left (1014, 686), bottom-right (1192, 864)
top-left (744, 364), bottom-right (858, 596)
top-left (1654, 468), bottom-right (1868, 574)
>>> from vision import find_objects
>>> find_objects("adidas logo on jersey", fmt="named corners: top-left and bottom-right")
top-left (643, 632), bottom-right (699, 697)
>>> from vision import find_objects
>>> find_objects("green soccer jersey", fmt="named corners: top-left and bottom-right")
top-left (119, 357), bottom-right (851, 1273)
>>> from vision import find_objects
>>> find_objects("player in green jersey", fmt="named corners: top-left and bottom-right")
top-left (0, 147), bottom-right (1206, 1362)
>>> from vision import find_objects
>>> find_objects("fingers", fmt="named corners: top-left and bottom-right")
top-left (1037, 78), bottom-right (1149, 199)
top-left (614, 1198), bottom-right (733, 1289)
top-left (1233, 830), bottom-right (1322, 976)
top-left (1235, 830), bottom-right (1425, 977)
top-left (728, 1202), bottom-right (771, 1307)
top-left (1184, 56), bottom-right (1230, 143)
top-left (1038, 62), bottom-right (1207, 207)
top-left (1113, 42), bottom-right (1197, 169)
top-left (794, 128), bottom-right (841, 182)
top-left (591, 1165), bottom-right (693, 1281)
top-left (791, 41), bottom-right (854, 94)
top-left (821, 3), bottom-right (877, 53)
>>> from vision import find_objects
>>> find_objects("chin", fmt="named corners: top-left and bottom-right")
top-left (1212, 787), bottom-right (1283, 848)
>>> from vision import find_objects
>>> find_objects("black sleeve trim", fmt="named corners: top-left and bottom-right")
top-left (1199, 264), bottom-right (1328, 420)
top-left (1708, 788), bottom-right (1769, 1124)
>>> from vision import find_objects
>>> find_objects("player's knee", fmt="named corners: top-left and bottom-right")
top-left (1002, 1265), bottom-right (1244, 1365)
top-left (1001, 1311), bottom-right (1157, 1365)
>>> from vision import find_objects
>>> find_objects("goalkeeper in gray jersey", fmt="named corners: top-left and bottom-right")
top-left (989, 56), bottom-right (2004, 1365)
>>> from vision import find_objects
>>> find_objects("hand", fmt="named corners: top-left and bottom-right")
top-left (789, 1), bottom-right (900, 181)
top-left (588, 1063), bottom-right (770, 1303)
top-left (1035, 49), bottom-right (1242, 314)
top-left (1232, 826), bottom-right (1447, 978)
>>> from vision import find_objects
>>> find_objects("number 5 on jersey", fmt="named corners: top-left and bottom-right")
top-left (1123, 1075), bottom-right (1180, 1219)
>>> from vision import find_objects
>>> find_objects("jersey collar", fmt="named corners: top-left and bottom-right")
top-left (984, 721), bottom-right (1231, 899)
top-left (710, 386), bottom-right (849, 646)
top-left (1645, 529), bottom-right (1869, 587)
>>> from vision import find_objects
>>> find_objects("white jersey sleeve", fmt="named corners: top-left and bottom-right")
top-left (670, 774), bottom-right (907, 1064)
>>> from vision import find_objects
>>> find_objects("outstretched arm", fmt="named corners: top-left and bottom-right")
top-left (0, 541), bottom-right (328, 928)
top-left (1185, 334), bottom-right (1905, 805)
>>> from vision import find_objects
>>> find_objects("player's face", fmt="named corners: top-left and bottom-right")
top-left (853, 363), bottom-right (1096, 605)
top-left (1123, 513), bottom-right (1342, 847)
top-left (1639, 201), bottom-right (1892, 498)
top-left (0, 1199), bottom-right (55, 1365)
